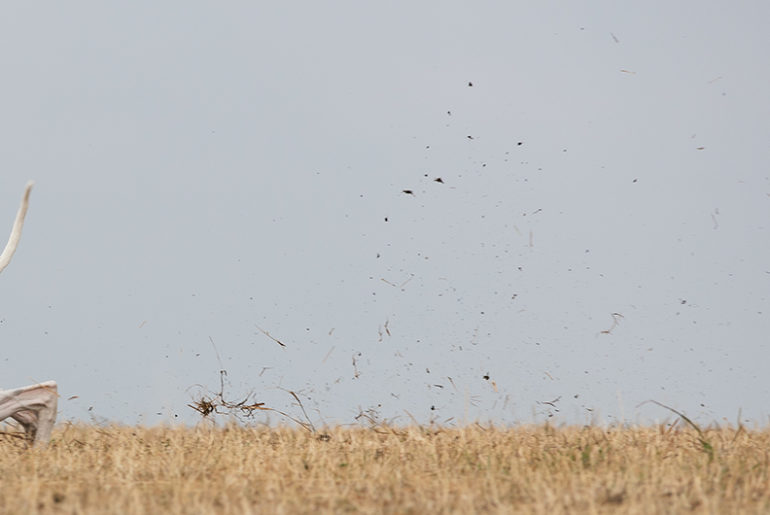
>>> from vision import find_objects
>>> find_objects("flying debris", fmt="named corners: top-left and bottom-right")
top-left (467, 135), bottom-right (474, 140)
top-left (434, 177), bottom-right (444, 184)
top-left (541, 396), bottom-right (561, 408)
top-left (255, 325), bottom-right (286, 347)
top-left (402, 189), bottom-right (414, 196)
top-left (468, 81), bottom-right (473, 87)
top-left (352, 352), bottom-right (361, 379)
top-left (611, 32), bottom-right (620, 43)
top-left (447, 377), bottom-right (458, 391)
top-left (600, 313), bottom-right (624, 335)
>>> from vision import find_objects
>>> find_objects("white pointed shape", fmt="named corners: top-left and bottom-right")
top-left (0, 180), bottom-right (34, 274)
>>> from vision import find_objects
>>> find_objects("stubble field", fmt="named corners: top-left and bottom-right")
top-left (0, 423), bottom-right (768, 514)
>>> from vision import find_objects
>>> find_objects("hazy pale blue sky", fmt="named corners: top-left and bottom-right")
top-left (1, 2), bottom-right (768, 428)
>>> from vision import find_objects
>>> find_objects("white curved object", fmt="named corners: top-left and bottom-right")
top-left (0, 182), bottom-right (58, 446)
top-left (0, 180), bottom-right (34, 274)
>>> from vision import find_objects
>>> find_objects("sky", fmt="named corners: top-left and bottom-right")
top-left (0, 2), bottom-right (768, 428)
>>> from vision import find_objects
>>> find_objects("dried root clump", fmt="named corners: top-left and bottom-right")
top-left (188, 370), bottom-right (314, 433)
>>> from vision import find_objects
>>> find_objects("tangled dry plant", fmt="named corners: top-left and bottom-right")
top-left (187, 369), bottom-right (316, 433)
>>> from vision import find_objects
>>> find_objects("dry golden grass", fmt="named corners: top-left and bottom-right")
top-left (0, 423), bottom-right (768, 514)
